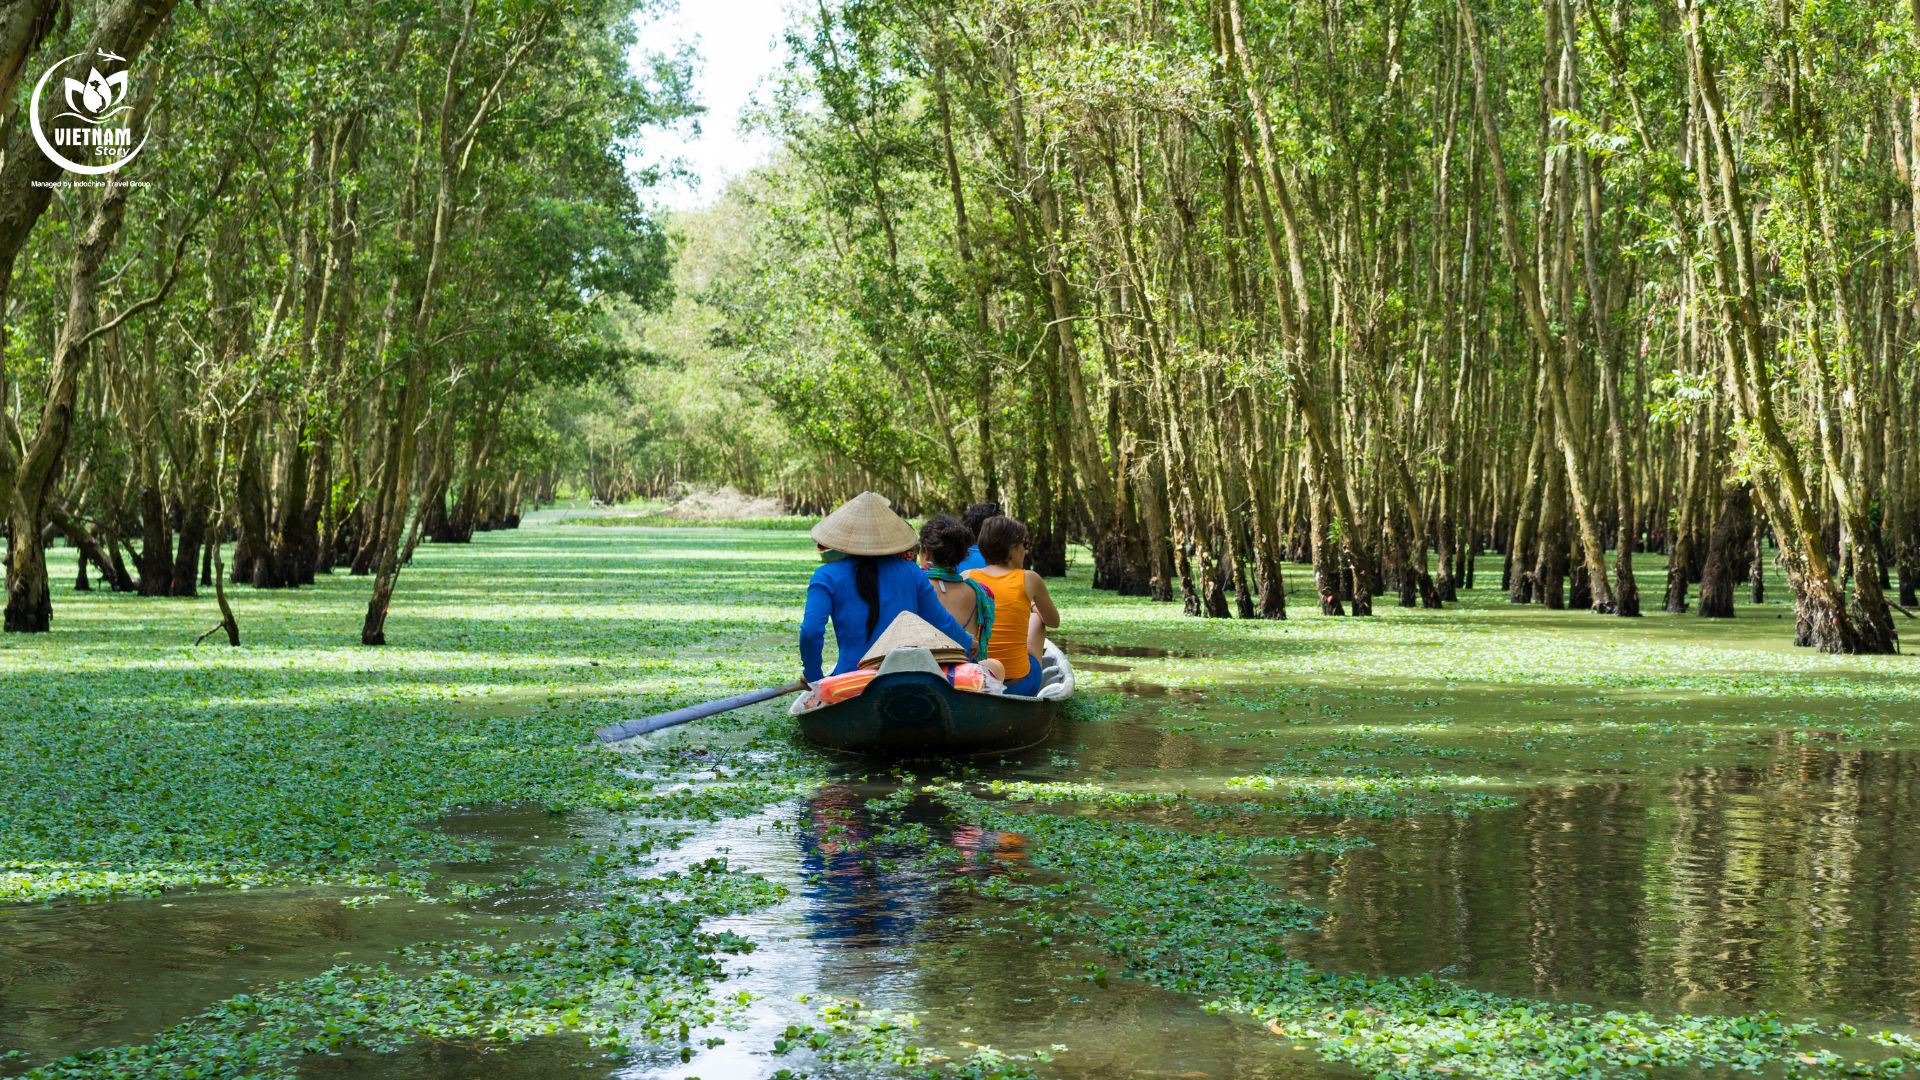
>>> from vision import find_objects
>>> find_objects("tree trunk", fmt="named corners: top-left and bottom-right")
top-left (48, 505), bottom-right (134, 592)
top-left (1536, 465), bottom-right (1568, 609)
top-left (1224, 0), bottom-right (1374, 616)
top-left (4, 175), bottom-right (138, 632)
top-left (362, 5), bottom-right (551, 644)
top-left (1508, 369), bottom-right (1549, 603)
top-left (1307, 461), bottom-right (1344, 615)
top-left (171, 501), bottom-right (207, 598)
top-left (1459, 0), bottom-right (1614, 612)
top-left (4, 503), bottom-right (52, 631)
top-left (135, 485), bottom-right (171, 597)
top-left (231, 418), bottom-right (283, 588)
top-left (1698, 483), bottom-right (1750, 618)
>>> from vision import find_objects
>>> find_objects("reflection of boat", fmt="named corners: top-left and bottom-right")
top-left (794, 641), bottom-right (1074, 756)
top-left (800, 784), bottom-right (934, 942)
top-left (798, 784), bottom-right (1029, 946)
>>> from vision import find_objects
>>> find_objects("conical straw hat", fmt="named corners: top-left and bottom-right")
top-left (811, 491), bottom-right (918, 557)
top-left (859, 611), bottom-right (969, 669)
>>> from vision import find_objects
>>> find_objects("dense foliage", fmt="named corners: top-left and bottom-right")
top-left (9, 3), bottom-right (1920, 1076)
top-left (0, 0), bottom-right (687, 642)
top-left (636, 0), bottom-right (1920, 655)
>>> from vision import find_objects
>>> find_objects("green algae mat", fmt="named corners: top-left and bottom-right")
top-left (4, 515), bottom-right (1920, 1079)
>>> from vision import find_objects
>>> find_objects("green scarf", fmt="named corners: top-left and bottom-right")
top-left (926, 566), bottom-right (993, 660)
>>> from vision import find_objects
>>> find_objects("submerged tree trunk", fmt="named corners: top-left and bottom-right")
top-left (1307, 461), bottom-right (1344, 615)
top-left (1697, 483), bottom-right (1750, 618)
top-left (135, 484), bottom-right (171, 597)
top-left (1535, 467), bottom-right (1568, 609)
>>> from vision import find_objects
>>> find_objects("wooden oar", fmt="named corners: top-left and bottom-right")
top-left (595, 680), bottom-right (809, 744)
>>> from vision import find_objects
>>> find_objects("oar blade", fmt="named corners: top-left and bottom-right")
top-left (596, 681), bottom-right (807, 744)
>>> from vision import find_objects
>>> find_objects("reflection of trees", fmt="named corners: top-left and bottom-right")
top-left (1, 890), bottom-right (385, 1061)
top-left (1304, 781), bottom-right (1648, 1001)
top-left (1658, 745), bottom-right (1920, 1020)
top-left (1302, 748), bottom-right (1920, 1022)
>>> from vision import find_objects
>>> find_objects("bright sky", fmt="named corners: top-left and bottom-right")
top-left (631, 0), bottom-right (793, 211)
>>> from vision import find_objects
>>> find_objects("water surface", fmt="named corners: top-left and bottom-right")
top-left (9, 652), bottom-right (1920, 1077)
top-left (1279, 748), bottom-right (1920, 1024)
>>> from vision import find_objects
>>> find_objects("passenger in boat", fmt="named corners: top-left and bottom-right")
top-left (964, 515), bottom-right (1061, 697)
top-left (801, 492), bottom-right (975, 691)
top-left (917, 515), bottom-right (1006, 683)
top-left (955, 502), bottom-right (999, 573)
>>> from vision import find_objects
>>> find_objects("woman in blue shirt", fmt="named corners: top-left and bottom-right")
top-left (801, 493), bottom-right (974, 685)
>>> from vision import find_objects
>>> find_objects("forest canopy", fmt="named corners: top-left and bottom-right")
top-left (4, 0), bottom-right (1917, 659)
top-left (0, 0), bottom-right (692, 642)
top-left (594, 0), bottom-right (1920, 656)
top-left (8, 3), bottom-right (1920, 1077)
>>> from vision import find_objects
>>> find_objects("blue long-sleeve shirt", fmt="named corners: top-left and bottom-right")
top-left (956, 545), bottom-right (987, 573)
top-left (800, 556), bottom-right (974, 682)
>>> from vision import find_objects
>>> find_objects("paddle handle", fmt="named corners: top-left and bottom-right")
top-left (595, 680), bottom-right (810, 744)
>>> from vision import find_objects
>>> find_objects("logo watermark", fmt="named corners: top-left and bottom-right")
top-left (30, 49), bottom-right (148, 177)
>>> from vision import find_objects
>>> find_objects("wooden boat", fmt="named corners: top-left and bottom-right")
top-left (792, 641), bottom-right (1074, 756)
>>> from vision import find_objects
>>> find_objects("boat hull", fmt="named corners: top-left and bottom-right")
top-left (795, 644), bottom-right (1073, 756)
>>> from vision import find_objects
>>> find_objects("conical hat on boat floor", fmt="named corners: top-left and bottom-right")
top-left (811, 491), bottom-right (918, 557)
top-left (859, 611), bottom-right (969, 669)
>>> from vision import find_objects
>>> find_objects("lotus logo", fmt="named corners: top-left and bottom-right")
top-left (64, 67), bottom-right (128, 119)
top-left (31, 50), bottom-right (147, 175)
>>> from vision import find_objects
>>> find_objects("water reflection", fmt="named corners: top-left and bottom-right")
top-left (1281, 746), bottom-right (1920, 1022)
top-left (22, 743), bottom-right (1918, 1077)
top-left (1071, 643), bottom-right (1185, 660)
top-left (798, 783), bottom-right (1024, 947)
top-left (0, 887), bottom-right (507, 1066)
top-left (638, 782), bottom-right (1350, 1080)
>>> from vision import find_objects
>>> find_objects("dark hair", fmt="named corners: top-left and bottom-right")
top-left (976, 515), bottom-right (1030, 566)
top-left (919, 515), bottom-right (973, 570)
top-left (852, 556), bottom-right (883, 638)
top-left (961, 502), bottom-right (1001, 535)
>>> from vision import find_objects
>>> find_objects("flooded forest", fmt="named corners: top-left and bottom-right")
top-left (3, 0), bottom-right (1920, 1079)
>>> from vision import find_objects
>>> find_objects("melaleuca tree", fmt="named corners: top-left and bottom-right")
top-left (637, 0), bottom-right (1916, 653)
top-left (4, 0), bottom-right (691, 641)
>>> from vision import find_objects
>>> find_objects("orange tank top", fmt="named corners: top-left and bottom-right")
top-left (965, 567), bottom-right (1032, 681)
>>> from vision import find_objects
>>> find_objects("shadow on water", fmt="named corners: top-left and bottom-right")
top-left (1276, 747), bottom-right (1920, 1024)
top-left (297, 1037), bottom-right (619, 1078)
top-left (1104, 679), bottom-right (1205, 703)
top-left (1069, 642), bottom-right (1185, 660)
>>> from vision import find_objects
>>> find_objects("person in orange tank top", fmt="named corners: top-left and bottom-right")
top-left (963, 515), bottom-right (1061, 696)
